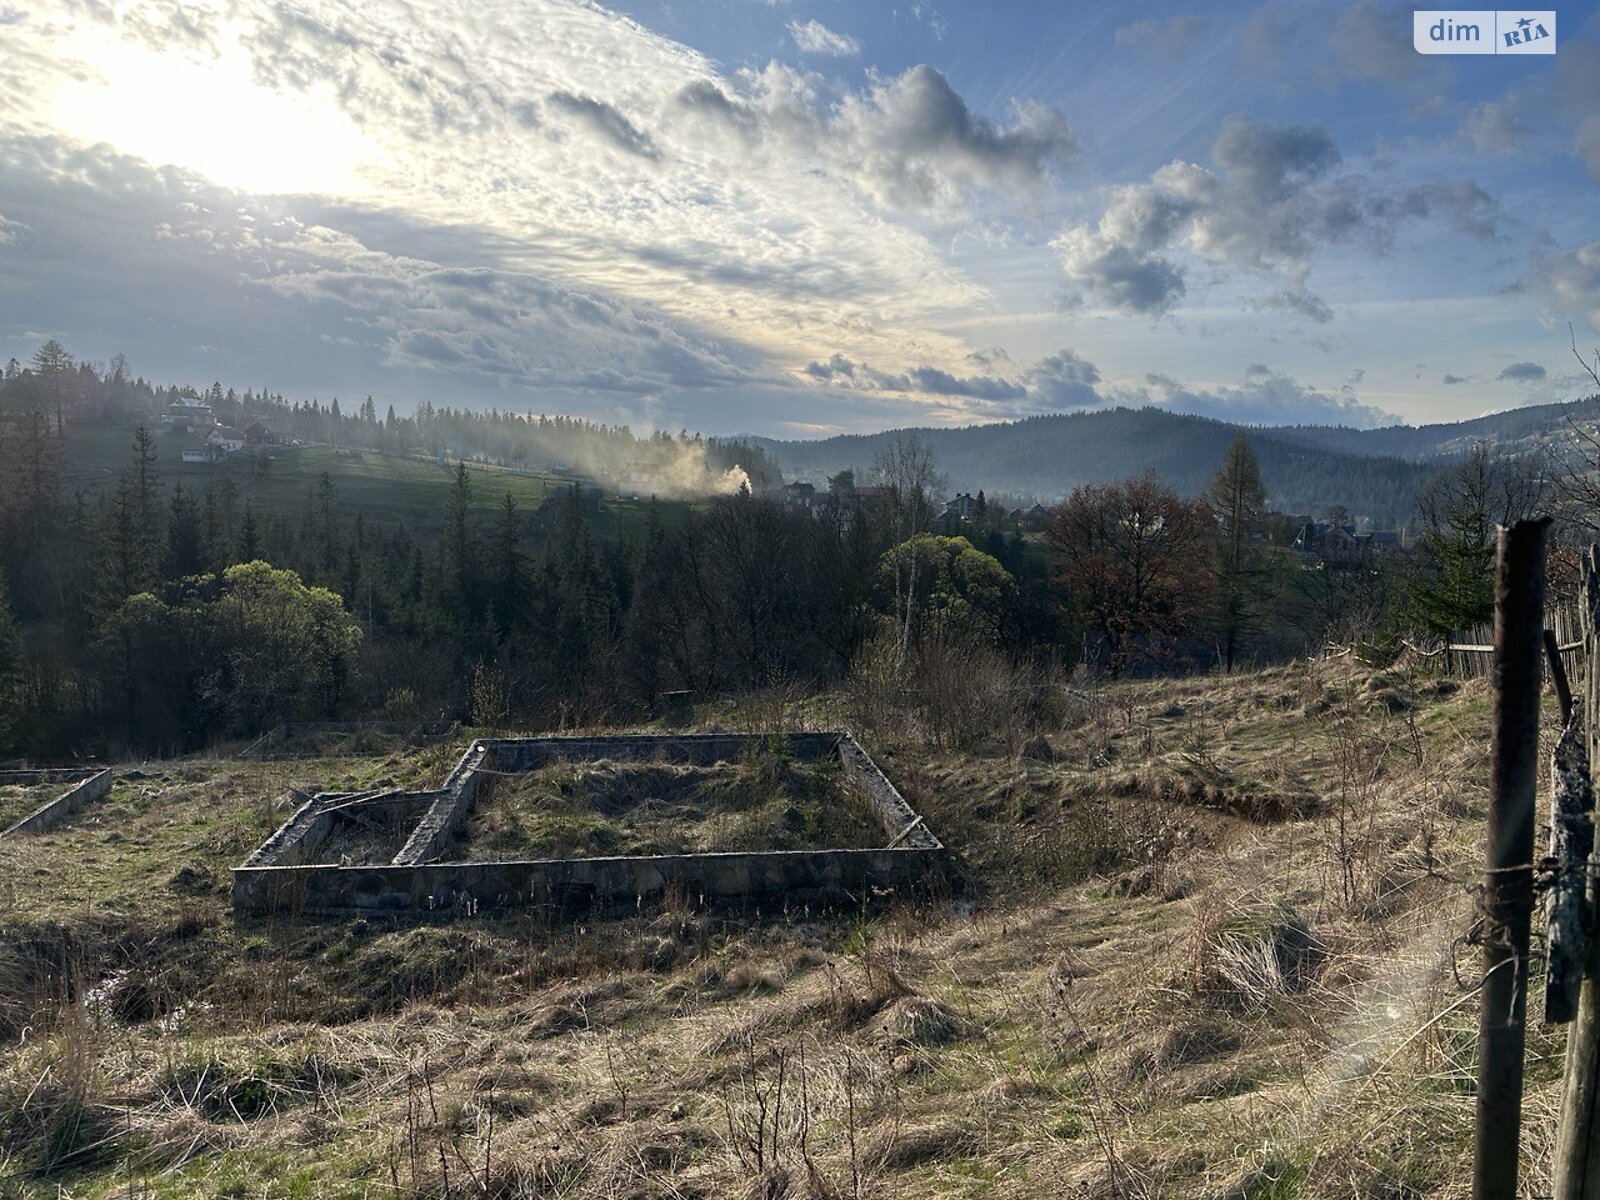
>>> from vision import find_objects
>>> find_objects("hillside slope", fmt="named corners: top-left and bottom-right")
top-left (58, 424), bottom-right (689, 543)
top-left (755, 408), bottom-right (1435, 522)
top-left (0, 660), bottom-right (1558, 1198)
top-left (1274, 393), bottom-right (1600, 461)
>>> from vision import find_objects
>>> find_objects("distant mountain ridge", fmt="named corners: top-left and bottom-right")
top-left (750, 397), bottom-right (1600, 526)
top-left (1271, 394), bottom-right (1600, 461)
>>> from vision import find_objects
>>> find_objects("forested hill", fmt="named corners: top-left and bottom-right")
top-left (1272, 394), bottom-right (1600, 461)
top-left (753, 407), bottom-right (1435, 524)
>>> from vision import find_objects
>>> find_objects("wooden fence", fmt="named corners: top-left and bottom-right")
top-left (1405, 602), bottom-right (1582, 680)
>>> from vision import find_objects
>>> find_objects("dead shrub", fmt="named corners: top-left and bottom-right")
top-left (1186, 898), bottom-right (1323, 1011)
top-left (818, 955), bottom-right (913, 1033)
top-left (863, 1119), bottom-right (976, 1170)
top-left (1123, 1020), bottom-right (1241, 1081)
top-left (871, 995), bottom-right (965, 1049)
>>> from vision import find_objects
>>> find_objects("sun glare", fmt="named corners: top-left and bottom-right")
top-left (51, 30), bottom-right (381, 198)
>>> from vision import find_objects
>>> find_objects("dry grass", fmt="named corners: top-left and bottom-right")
top-left (0, 782), bottom-right (72, 830)
top-left (458, 756), bottom-right (886, 861)
top-left (0, 658), bottom-right (1561, 1198)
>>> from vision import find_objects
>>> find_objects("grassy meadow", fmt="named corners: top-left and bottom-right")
top-left (0, 659), bottom-right (1560, 1198)
top-left (59, 423), bottom-right (688, 542)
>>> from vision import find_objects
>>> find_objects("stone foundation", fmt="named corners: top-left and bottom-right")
top-left (0, 768), bottom-right (114, 837)
top-left (234, 731), bottom-right (945, 917)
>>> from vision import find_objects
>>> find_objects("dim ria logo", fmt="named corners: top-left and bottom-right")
top-left (1414, 10), bottom-right (1555, 54)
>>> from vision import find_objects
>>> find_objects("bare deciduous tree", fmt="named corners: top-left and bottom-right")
top-left (1552, 332), bottom-right (1600, 534)
top-left (871, 432), bottom-right (943, 669)
top-left (1045, 472), bottom-right (1214, 676)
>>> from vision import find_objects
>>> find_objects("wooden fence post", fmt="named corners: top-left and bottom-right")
top-left (1547, 707), bottom-right (1592, 1026)
top-left (1475, 517), bottom-right (1549, 1200)
top-left (1555, 546), bottom-right (1600, 1199)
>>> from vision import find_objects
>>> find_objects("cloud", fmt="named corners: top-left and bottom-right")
top-left (1244, 0), bottom-right (1449, 100)
top-left (1462, 100), bottom-right (1528, 153)
top-left (805, 348), bottom-right (1106, 417)
top-left (1054, 112), bottom-right (1499, 318)
top-left (1022, 349), bottom-right (1102, 408)
top-left (1137, 369), bottom-right (1399, 427)
top-left (1, 0), bottom-right (1083, 421)
top-left (1442, 373), bottom-right (1466, 385)
top-left (1531, 242), bottom-right (1600, 333)
top-left (0, 135), bottom-right (764, 401)
top-left (1395, 181), bottom-right (1501, 242)
top-left (802, 352), bottom-right (1022, 401)
top-left (1114, 15), bottom-right (1208, 58)
top-left (1498, 361), bottom-right (1547, 382)
top-left (1579, 117), bottom-right (1600, 182)
top-left (1557, 41), bottom-right (1600, 180)
top-left (1327, 1), bottom-right (1437, 90)
top-left (1054, 114), bottom-right (1349, 315)
top-left (1054, 232), bottom-right (1187, 315)
top-left (56, 0), bottom-right (1040, 381)
top-left (1255, 289), bottom-right (1335, 323)
top-left (799, 346), bottom-right (1396, 427)
top-left (546, 91), bottom-right (660, 159)
top-left (1453, 37), bottom-right (1600, 177)
top-left (681, 62), bottom-right (1076, 212)
top-left (787, 18), bottom-right (859, 56)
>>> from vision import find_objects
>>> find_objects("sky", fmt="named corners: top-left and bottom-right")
top-left (1, 0), bottom-right (1598, 437)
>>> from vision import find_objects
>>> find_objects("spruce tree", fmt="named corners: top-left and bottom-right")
top-left (0, 573), bottom-right (19, 750)
top-left (1208, 434), bottom-right (1267, 671)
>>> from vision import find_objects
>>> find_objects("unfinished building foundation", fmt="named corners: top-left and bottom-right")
top-left (234, 732), bottom-right (945, 918)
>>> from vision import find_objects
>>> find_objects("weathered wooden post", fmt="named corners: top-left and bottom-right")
top-left (1554, 546), bottom-right (1600, 1200)
top-left (1475, 517), bottom-right (1548, 1200)
top-left (1547, 708), bottom-right (1591, 1026)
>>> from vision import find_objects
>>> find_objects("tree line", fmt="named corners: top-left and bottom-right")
top-left (0, 340), bottom-right (1565, 757)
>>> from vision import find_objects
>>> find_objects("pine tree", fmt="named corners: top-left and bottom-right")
top-left (239, 503), bottom-right (260, 562)
top-left (1208, 434), bottom-right (1267, 671)
top-left (31, 338), bottom-right (72, 437)
top-left (0, 573), bottom-right (20, 750)
top-left (309, 473), bottom-right (340, 577)
top-left (97, 428), bottom-right (164, 607)
top-left (492, 492), bottom-right (526, 635)
top-left (163, 484), bottom-right (204, 580)
top-left (129, 426), bottom-right (160, 530)
top-left (443, 462), bottom-right (475, 620)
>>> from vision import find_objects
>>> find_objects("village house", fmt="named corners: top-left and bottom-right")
top-left (161, 398), bottom-right (214, 432)
top-left (207, 425), bottom-right (246, 453)
top-left (1293, 521), bottom-right (1406, 564)
top-left (1020, 504), bottom-right (1052, 533)
top-left (945, 493), bottom-right (977, 521)
top-left (243, 418), bottom-right (286, 448)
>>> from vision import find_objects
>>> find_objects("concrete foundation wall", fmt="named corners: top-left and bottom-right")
top-left (1, 768), bottom-right (114, 837)
top-left (394, 742), bottom-right (488, 865)
top-left (234, 845), bottom-right (947, 916)
top-left (837, 739), bottom-right (942, 848)
top-left (234, 730), bottom-right (947, 919)
top-left (246, 789), bottom-right (441, 867)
